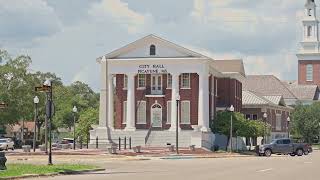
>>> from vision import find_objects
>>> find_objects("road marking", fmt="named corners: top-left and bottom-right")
top-left (257, 168), bottom-right (273, 173)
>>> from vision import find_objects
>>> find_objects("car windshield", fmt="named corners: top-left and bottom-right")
top-left (270, 140), bottom-right (277, 144)
top-left (0, 139), bottom-right (6, 143)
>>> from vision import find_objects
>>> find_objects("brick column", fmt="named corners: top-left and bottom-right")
top-left (125, 73), bottom-right (136, 131)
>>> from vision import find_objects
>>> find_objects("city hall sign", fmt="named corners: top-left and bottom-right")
top-left (137, 64), bottom-right (168, 74)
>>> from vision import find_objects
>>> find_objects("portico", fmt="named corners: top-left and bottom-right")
top-left (89, 34), bottom-right (241, 148)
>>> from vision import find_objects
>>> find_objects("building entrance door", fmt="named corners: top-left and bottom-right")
top-left (151, 75), bottom-right (162, 95)
top-left (151, 103), bottom-right (162, 127)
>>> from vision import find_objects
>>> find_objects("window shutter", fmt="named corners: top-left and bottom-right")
top-left (137, 101), bottom-right (146, 124)
top-left (123, 101), bottom-right (127, 124)
top-left (167, 101), bottom-right (172, 124)
top-left (181, 101), bottom-right (190, 124)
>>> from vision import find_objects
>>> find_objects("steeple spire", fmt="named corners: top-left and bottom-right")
top-left (300, 0), bottom-right (320, 53)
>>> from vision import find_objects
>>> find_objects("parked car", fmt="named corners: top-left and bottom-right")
top-left (0, 138), bottom-right (15, 151)
top-left (257, 138), bottom-right (312, 157)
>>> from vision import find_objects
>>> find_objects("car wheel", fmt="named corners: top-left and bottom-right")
top-left (290, 153), bottom-right (296, 156)
top-left (304, 151), bottom-right (309, 155)
top-left (296, 149), bottom-right (304, 156)
top-left (264, 149), bottom-right (272, 157)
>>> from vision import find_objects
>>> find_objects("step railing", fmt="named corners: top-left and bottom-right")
top-left (145, 124), bottom-right (153, 145)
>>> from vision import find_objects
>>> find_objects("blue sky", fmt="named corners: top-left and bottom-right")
top-left (0, 0), bottom-right (308, 91)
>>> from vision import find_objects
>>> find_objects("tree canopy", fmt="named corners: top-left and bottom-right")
top-left (211, 111), bottom-right (270, 139)
top-left (0, 49), bottom-right (99, 134)
top-left (291, 102), bottom-right (320, 143)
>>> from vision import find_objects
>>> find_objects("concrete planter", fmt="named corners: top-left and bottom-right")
top-left (133, 146), bottom-right (141, 153)
top-left (39, 145), bottom-right (46, 151)
top-left (0, 152), bottom-right (7, 170)
top-left (189, 145), bottom-right (196, 151)
top-left (61, 144), bottom-right (69, 149)
top-left (107, 147), bottom-right (117, 154)
top-left (168, 145), bottom-right (175, 152)
top-left (22, 145), bottom-right (31, 152)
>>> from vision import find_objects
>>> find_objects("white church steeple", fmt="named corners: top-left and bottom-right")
top-left (300, 0), bottom-right (320, 53)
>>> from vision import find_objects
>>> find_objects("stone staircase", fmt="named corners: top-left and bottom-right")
top-left (90, 129), bottom-right (196, 148)
top-left (145, 131), bottom-right (193, 147)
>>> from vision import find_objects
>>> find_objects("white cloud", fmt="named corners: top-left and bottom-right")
top-left (88, 0), bottom-right (152, 33)
top-left (0, 0), bottom-right (62, 46)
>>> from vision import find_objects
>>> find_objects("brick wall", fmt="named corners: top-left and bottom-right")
top-left (114, 73), bottom-right (200, 130)
top-left (298, 60), bottom-right (320, 86)
top-left (242, 107), bottom-right (289, 133)
top-left (216, 78), bottom-right (242, 112)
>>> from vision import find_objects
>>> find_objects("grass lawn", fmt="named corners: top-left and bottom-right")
top-left (0, 164), bottom-right (99, 178)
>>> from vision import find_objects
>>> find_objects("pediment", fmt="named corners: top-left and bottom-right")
top-left (103, 34), bottom-right (206, 59)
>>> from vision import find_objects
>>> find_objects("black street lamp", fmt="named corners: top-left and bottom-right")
top-left (287, 116), bottom-right (290, 138)
top-left (263, 112), bottom-right (267, 144)
top-left (43, 79), bottom-right (53, 165)
top-left (176, 94), bottom-right (180, 154)
top-left (72, 106), bottom-right (78, 150)
top-left (33, 96), bottom-right (39, 152)
top-left (229, 105), bottom-right (234, 153)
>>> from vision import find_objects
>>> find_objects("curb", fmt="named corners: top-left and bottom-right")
top-left (1, 168), bottom-right (105, 180)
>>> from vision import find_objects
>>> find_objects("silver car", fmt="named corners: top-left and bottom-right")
top-left (0, 138), bottom-right (14, 151)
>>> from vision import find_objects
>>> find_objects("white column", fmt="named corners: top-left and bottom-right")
top-left (108, 74), bottom-right (114, 130)
top-left (125, 73), bottom-right (136, 131)
top-left (98, 56), bottom-right (108, 127)
top-left (198, 71), bottom-right (210, 132)
top-left (169, 73), bottom-right (180, 131)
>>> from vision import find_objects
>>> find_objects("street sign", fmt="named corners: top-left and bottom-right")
top-left (46, 101), bottom-right (55, 118)
top-left (35, 86), bottom-right (50, 92)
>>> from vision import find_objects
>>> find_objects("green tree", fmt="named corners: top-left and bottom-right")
top-left (212, 111), bottom-right (270, 149)
top-left (291, 102), bottom-right (320, 143)
top-left (76, 107), bottom-right (99, 142)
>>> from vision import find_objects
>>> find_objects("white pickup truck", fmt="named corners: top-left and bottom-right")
top-left (0, 138), bottom-right (14, 151)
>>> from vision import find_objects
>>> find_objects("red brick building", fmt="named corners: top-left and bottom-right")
top-left (90, 35), bottom-right (245, 148)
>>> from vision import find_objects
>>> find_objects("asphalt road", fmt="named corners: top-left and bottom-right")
top-left (36, 151), bottom-right (320, 180)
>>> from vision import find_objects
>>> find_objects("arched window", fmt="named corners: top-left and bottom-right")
top-left (307, 26), bottom-right (312, 37)
top-left (150, 45), bottom-right (156, 56)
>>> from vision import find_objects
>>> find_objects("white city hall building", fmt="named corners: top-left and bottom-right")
top-left (90, 35), bottom-right (245, 149)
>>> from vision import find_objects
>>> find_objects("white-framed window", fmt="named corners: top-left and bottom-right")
top-left (307, 26), bottom-right (312, 37)
top-left (181, 73), bottom-right (190, 88)
top-left (181, 101), bottom-right (190, 124)
top-left (150, 44), bottom-right (156, 56)
top-left (167, 74), bottom-right (172, 89)
top-left (308, 9), bottom-right (312, 16)
top-left (167, 101), bottom-right (172, 124)
top-left (137, 101), bottom-right (146, 124)
top-left (276, 114), bottom-right (282, 131)
top-left (138, 74), bottom-right (146, 88)
top-left (123, 101), bottom-right (127, 124)
top-left (123, 75), bottom-right (128, 89)
top-left (306, 64), bottom-right (313, 81)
